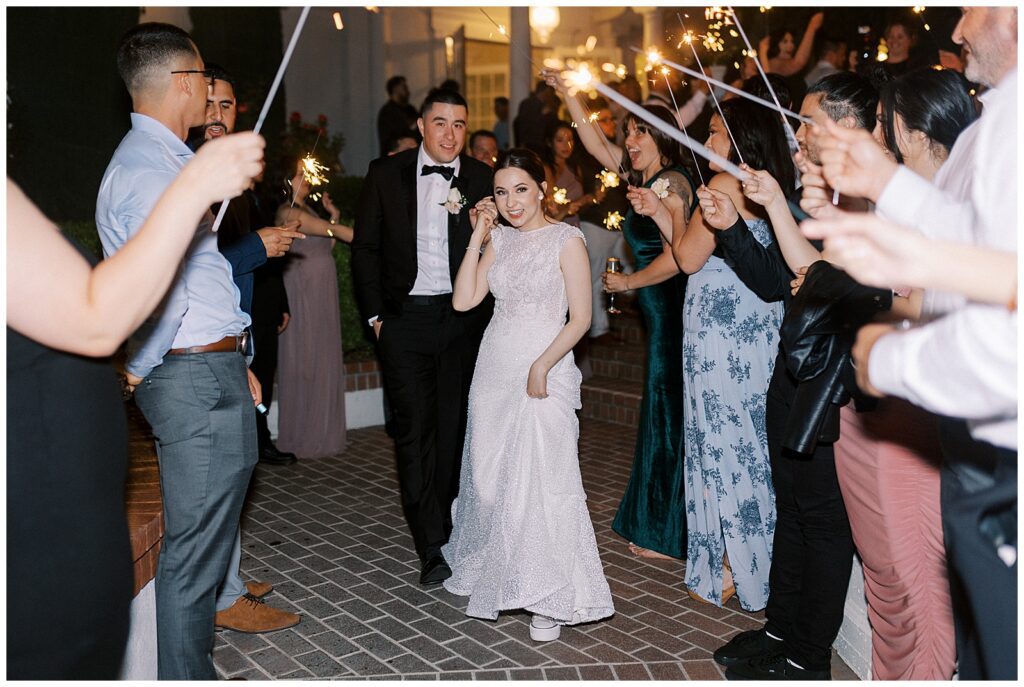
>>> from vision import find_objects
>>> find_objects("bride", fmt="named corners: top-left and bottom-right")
top-left (443, 148), bottom-right (614, 641)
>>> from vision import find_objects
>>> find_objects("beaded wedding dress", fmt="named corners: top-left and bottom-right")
top-left (442, 222), bottom-right (615, 626)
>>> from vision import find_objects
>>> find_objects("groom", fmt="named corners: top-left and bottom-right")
top-left (353, 89), bottom-right (493, 585)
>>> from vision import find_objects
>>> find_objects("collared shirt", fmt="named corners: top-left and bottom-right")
top-left (804, 60), bottom-right (838, 88)
top-left (869, 69), bottom-right (1017, 449)
top-left (412, 145), bottom-right (460, 295)
top-left (96, 113), bottom-right (250, 378)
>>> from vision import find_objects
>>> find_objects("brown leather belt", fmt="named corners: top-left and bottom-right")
top-left (167, 334), bottom-right (247, 356)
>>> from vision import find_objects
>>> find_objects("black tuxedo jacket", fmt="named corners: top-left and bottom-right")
top-left (352, 147), bottom-right (494, 322)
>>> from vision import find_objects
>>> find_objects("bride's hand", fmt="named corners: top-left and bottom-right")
top-left (527, 361), bottom-right (550, 399)
top-left (471, 196), bottom-right (497, 237)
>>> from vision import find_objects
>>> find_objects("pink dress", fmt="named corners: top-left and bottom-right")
top-left (835, 400), bottom-right (955, 680)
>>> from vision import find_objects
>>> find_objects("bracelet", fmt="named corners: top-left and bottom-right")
top-left (466, 245), bottom-right (483, 254)
top-left (625, 275), bottom-right (630, 290)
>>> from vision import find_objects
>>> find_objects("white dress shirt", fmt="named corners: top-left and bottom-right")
top-left (412, 146), bottom-right (460, 295)
top-left (869, 69), bottom-right (1018, 449)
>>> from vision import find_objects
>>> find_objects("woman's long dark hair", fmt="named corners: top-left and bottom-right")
top-left (879, 67), bottom-right (977, 164)
top-left (620, 104), bottom-right (687, 186)
top-left (766, 27), bottom-right (794, 59)
top-left (542, 119), bottom-right (576, 169)
top-left (495, 147), bottom-right (547, 186)
top-left (494, 148), bottom-right (549, 224)
top-left (717, 98), bottom-right (796, 194)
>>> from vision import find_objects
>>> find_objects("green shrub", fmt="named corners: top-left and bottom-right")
top-left (333, 236), bottom-right (376, 361)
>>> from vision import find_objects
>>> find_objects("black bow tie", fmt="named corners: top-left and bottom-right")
top-left (421, 164), bottom-right (455, 181)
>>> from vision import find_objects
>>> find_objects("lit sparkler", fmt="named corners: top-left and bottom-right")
top-left (727, 5), bottom-right (801, 153)
top-left (604, 211), bottom-right (624, 231)
top-left (597, 169), bottom-right (620, 190)
top-left (552, 187), bottom-right (570, 205)
top-left (301, 154), bottom-right (329, 187)
top-left (678, 15), bottom-right (744, 164)
top-left (563, 65), bottom-right (751, 182)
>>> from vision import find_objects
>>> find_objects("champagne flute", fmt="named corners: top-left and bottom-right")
top-left (606, 257), bottom-right (622, 315)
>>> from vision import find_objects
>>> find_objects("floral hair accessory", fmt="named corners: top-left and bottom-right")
top-left (651, 177), bottom-right (671, 200)
top-left (441, 187), bottom-right (467, 214)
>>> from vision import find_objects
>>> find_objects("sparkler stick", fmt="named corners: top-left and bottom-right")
top-left (629, 48), bottom-right (812, 124)
top-left (212, 5), bottom-right (311, 232)
top-left (566, 66), bottom-right (751, 183)
top-left (727, 5), bottom-right (801, 153)
top-left (480, 8), bottom-right (630, 184)
top-left (676, 19), bottom-right (744, 164)
top-left (660, 68), bottom-right (706, 187)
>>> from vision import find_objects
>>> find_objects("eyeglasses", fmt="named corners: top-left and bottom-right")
top-left (171, 69), bottom-right (215, 86)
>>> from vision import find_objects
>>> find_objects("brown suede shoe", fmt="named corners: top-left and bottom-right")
top-left (245, 580), bottom-right (273, 598)
top-left (215, 594), bottom-right (300, 633)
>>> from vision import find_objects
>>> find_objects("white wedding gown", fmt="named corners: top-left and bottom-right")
top-left (442, 222), bottom-right (615, 626)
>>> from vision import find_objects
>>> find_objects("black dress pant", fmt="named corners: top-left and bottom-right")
top-left (937, 418), bottom-right (1017, 680)
top-left (376, 297), bottom-right (479, 560)
top-left (250, 321), bottom-right (280, 449)
top-left (763, 360), bottom-right (855, 671)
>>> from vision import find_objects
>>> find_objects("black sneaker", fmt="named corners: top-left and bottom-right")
top-left (725, 652), bottom-right (831, 681)
top-left (714, 628), bottom-right (784, 667)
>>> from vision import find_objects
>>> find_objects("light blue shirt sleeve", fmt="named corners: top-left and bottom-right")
top-left (96, 115), bottom-right (251, 379)
top-left (98, 166), bottom-right (189, 378)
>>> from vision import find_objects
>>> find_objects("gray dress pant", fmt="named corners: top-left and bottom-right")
top-left (135, 352), bottom-right (257, 680)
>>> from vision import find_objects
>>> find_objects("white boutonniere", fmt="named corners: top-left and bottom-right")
top-left (651, 178), bottom-right (671, 199)
top-left (441, 187), bottom-right (467, 214)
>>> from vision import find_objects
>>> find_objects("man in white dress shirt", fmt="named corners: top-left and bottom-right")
top-left (352, 90), bottom-right (494, 586)
top-left (811, 6), bottom-right (1016, 679)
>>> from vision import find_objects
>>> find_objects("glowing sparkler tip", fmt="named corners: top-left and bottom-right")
top-left (301, 154), bottom-right (330, 187)
top-left (646, 47), bottom-right (663, 65)
top-left (552, 187), bottom-right (570, 205)
top-left (588, 112), bottom-right (600, 123)
top-left (604, 210), bottom-right (624, 231)
top-left (497, 24), bottom-right (507, 35)
top-left (597, 169), bottom-right (620, 190)
top-left (565, 64), bottom-right (594, 89)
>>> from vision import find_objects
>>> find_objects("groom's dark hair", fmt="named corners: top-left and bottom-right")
top-left (420, 89), bottom-right (467, 119)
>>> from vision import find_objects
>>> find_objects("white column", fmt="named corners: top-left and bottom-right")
top-left (509, 7), bottom-right (531, 147)
top-left (640, 7), bottom-right (663, 49)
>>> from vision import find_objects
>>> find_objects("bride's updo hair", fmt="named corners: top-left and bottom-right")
top-left (495, 148), bottom-right (546, 189)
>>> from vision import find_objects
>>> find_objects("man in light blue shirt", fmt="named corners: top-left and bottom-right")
top-left (96, 23), bottom-right (263, 680)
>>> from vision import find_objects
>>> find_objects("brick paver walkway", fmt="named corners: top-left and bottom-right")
top-left (214, 419), bottom-right (858, 680)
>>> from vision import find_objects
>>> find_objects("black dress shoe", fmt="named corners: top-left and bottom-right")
top-left (419, 554), bottom-right (452, 585)
top-left (258, 444), bottom-right (297, 465)
top-left (714, 628), bottom-right (784, 666)
top-left (725, 652), bottom-right (831, 681)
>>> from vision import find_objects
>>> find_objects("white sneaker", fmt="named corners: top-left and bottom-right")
top-left (529, 614), bottom-right (561, 642)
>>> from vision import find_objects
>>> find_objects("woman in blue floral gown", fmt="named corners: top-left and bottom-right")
top-left (633, 99), bottom-right (793, 610)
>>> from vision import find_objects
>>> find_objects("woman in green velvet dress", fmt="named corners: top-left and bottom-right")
top-left (552, 68), bottom-right (695, 559)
